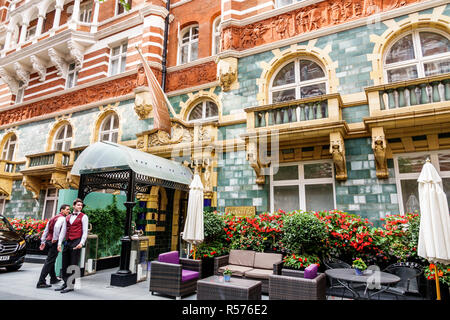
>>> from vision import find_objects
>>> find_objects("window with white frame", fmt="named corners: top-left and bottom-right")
top-left (270, 161), bottom-right (335, 213)
top-left (16, 81), bottom-right (25, 104)
top-left (270, 58), bottom-right (327, 104)
top-left (79, 1), bottom-right (93, 23)
top-left (187, 100), bottom-right (219, 123)
top-left (276, 0), bottom-right (305, 8)
top-left (66, 63), bottom-right (78, 89)
top-left (1, 134), bottom-right (17, 161)
top-left (384, 30), bottom-right (450, 83)
top-left (25, 25), bottom-right (36, 41)
top-left (109, 42), bottom-right (127, 76)
top-left (99, 113), bottom-right (119, 143)
top-left (116, 0), bottom-right (132, 16)
top-left (54, 124), bottom-right (73, 152)
top-left (212, 17), bottom-right (221, 55)
top-left (42, 188), bottom-right (58, 220)
top-left (179, 25), bottom-right (199, 65)
top-left (394, 151), bottom-right (450, 214)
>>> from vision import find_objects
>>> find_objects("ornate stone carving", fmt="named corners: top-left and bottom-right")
top-left (50, 172), bottom-right (70, 189)
top-left (217, 57), bottom-right (238, 92)
top-left (148, 121), bottom-right (193, 147)
top-left (0, 74), bottom-right (136, 126)
top-left (48, 47), bottom-right (69, 79)
top-left (134, 88), bottom-right (153, 120)
top-left (330, 132), bottom-right (347, 181)
top-left (22, 175), bottom-right (41, 199)
top-left (372, 127), bottom-right (389, 179)
top-left (30, 55), bottom-right (47, 82)
top-left (0, 67), bottom-right (19, 95)
top-left (166, 61), bottom-right (217, 92)
top-left (202, 158), bottom-right (213, 199)
top-left (246, 139), bottom-right (265, 185)
top-left (13, 62), bottom-right (30, 87)
top-left (67, 40), bottom-right (84, 70)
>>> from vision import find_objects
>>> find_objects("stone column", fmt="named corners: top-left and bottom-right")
top-left (91, 0), bottom-right (101, 32)
top-left (69, 0), bottom-right (81, 29)
top-left (18, 22), bottom-right (28, 45)
top-left (52, 4), bottom-right (63, 30)
top-left (35, 14), bottom-right (46, 37)
top-left (4, 27), bottom-right (13, 50)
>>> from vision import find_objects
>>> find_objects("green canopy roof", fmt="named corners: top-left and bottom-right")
top-left (71, 141), bottom-right (193, 187)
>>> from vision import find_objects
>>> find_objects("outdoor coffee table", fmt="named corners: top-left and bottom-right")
top-left (197, 276), bottom-right (262, 300)
top-left (325, 268), bottom-right (400, 300)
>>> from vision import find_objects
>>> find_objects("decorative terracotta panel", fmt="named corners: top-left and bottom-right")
top-left (165, 61), bottom-right (217, 92)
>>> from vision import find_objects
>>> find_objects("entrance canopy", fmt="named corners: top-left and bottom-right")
top-left (71, 141), bottom-right (193, 196)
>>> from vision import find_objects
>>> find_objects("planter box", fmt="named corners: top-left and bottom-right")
top-left (426, 279), bottom-right (450, 301)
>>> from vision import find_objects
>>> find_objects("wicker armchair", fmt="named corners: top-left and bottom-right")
top-left (380, 262), bottom-right (423, 299)
top-left (149, 251), bottom-right (202, 299)
top-left (269, 269), bottom-right (327, 300)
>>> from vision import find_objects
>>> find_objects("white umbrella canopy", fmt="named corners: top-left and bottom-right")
top-left (182, 173), bottom-right (204, 248)
top-left (417, 160), bottom-right (450, 300)
top-left (417, 160), bottom-right (450, 264)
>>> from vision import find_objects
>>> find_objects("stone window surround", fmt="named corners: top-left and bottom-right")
top-left (393, 149), bottom-right (450, 215)
top-left (269, 159), bottom-right (336, 213)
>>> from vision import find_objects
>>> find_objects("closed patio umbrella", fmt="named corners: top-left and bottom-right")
top-left (182, 173), bottom-right (204, 259)
top-left (417, 159), bottom-right (450, 300)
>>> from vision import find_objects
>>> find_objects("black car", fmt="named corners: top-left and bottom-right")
top-left (0, 215), bottom-right (26, 271)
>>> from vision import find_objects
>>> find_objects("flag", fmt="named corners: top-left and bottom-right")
top-left (135, 45), bottom-right (173, 134)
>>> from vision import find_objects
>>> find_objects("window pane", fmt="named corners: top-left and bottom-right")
top-left (424, 59), bottom-right (450, 77)
top-left (273, 62), bottom-right (295, 87)
top-left (305, 184), bottom-right (334, 212)
top-left (214, 35), bottom-right (220, 55)
top-left (6, 144), bottom-right (14, 161)
top-left (192, 27), bottom-right (199, 39)
top-left (300, 60), bottom-right (325, 81)
top-left (304, 163), bottom-right (333, 179)
top-left (274, 185), bottom-right (299, 213)
top-left (398, 154), bottom-right (429, 174)
top-left (420, 32), bottom-right (450, 57)
top-left (181, 45), bottom-right (189, 64)
top-left (300, 83), bottom-right (326, 98)
top-left (47, 188), bottom-right (57, 197)
top-left (443, 178), bottom-right (450, 209)
top-left (205, 101), bottom-right (218, 118)
top-left (401, 179), bottom-right (420, 213)
top-left (438, 153), bottom-right (450, 172)
top-left (273, 165), bottom-right (298, 181)
top-left (44, 200), bottom-right (55, 220)
top-left (101, 133), bottom-right (109, 142)
top-left (386, 34), bottom-right (415, 64)
top-left (188, 105), bottom-right (203, 121)
top-left (272, 89), bottom-right (296, 103)
top-left (387, 65), bottom-right (418, 83)
top-left (110, 58), bottom-right (119, 75)
top-left (63, 141), bottom-right (71, 152)
top-left (120, 56), bottom-right (127, 72)
top-left (112, 46), bottom-right (120, 56)
top-left (112, 132), bottom-right (118, 143)
top-left (56, 127), bottom-right (66, 140)
top-left (55, 142), bottom-right (63, 151)
top-left (66, 125), bottom-right (72, 137)
top-left (190, 42), bottom-right (198, 61)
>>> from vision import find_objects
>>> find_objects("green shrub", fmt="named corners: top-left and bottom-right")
top-left (281, 211), bottom-right (328, 256)
top-left (203, 211), bottom-right (226, 241)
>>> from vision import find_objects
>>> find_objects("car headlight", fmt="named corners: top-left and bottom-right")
top-left (18, 240), bottom-right (26, 250)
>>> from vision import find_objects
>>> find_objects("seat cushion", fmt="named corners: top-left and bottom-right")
top-left (253, 252), bottom-right (282, 270)
top-left (304, 264), bottom-right (318, 279)
top-left (228, 250), bottom-right (255, 267)
top-left (244, 268), bottom-right (274, 280)
top-left (158, 251), bottom-right (179, 265)
top-left (181, 269), bottom-right (199, 282)
top-left (218, 265), bottom-right (254, 277)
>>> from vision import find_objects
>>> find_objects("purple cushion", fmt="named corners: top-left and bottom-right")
top-left (158, 251), bottom-right (179, 265)
top-left (181, 269), bottom-right (199, 282)
top-left (304, 264), bottom-right (318, 279)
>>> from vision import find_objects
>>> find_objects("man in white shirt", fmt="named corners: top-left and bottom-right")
top-left (55, 198), bottom-right (89, 293)
top-left (36, 204), bottom-right (71, 288)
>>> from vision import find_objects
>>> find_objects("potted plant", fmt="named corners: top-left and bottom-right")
top-left (223, 268), bottom-right (232, 282)
top-left (352, 258), bottom-right (367, 276)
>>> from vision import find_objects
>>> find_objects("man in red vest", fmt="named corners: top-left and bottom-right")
top-left (36, 204), bottom-right (71, 288)
top-left (55, 198), bottom-right (89, 293)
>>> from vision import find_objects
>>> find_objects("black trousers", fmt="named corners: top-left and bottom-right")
top-left (38, 241), bottom-right (59, 284)
top-left (61, 238), bottom-right (82, 286)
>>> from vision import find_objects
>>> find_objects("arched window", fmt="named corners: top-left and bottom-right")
top-left (270, 58), bottom-right (327, 103)
top-left (188, 100), bottom-right (219, 122)
top-left (53, 124), bottom-right (72, 152)
top-left (384, 30), bottom-right (450, 83)
top-left (212, 17), bottom-right (221, 55)
top-left (1, 134), bottom-right (17, 161)
top-left (179, 25), bottom-right (199, 64)
top-left (99, 113), bottom-right (119, 143)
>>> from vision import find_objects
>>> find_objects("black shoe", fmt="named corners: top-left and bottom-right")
top-left (54, 284), bottom-right (67, 291)
top-left (36, 283), bottom-right (51, 289)
top-left (50, 278), bottom-right (61, 284)
top-left (60, 288), bottom-right (74, 294)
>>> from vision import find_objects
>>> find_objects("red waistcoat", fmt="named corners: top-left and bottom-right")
top-left (66, 212), bottom-right (85, 241)
top-left (46, 213), bottom-right (63, 241)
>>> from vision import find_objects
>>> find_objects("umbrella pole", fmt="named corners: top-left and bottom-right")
top-left (434, 264), bottom-right (441, 300)
top-left (193, 245), bottom-right (196, 260)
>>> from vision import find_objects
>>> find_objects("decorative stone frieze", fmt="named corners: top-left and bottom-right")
top-left (372, 127), bottom-right (389, 179)
top-left (330, 132), bottom-right (347, 181)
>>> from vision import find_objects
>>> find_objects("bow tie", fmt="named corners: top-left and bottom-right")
top-left (72, 212), bottom-right (79, 216)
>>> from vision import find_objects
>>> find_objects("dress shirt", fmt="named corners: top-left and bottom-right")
top-left (40, 215), bottom-right (65, 244)
top-left (58, 212), bottom-right (89, 246)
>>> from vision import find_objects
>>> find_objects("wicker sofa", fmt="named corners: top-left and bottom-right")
top-left (214, 249), bottom-right (283, 294)
top-left (269, 267), bottom-right (327, 300)
top-left (149, 251), bottom-right (202, 299)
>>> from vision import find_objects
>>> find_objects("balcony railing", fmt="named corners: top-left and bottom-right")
top-left (0, 160), bottom-right (24, 175)
top-left (26, 151), bottom-right (71, 169)
top-left (245, 94), bottom-right (342, 129)
top-left (367, 73), bottom-right (450, 111)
